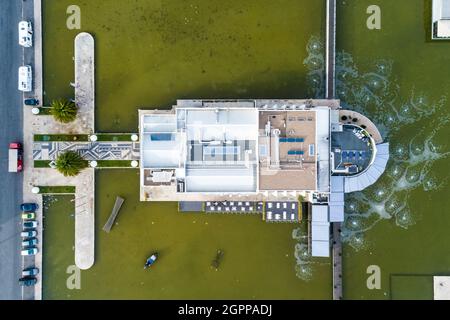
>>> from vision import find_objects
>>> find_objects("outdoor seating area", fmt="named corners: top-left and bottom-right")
top-left (331, 124), bottom-right (374, 175)
top-left (205, 201), bottom-right (263, 214)
top-left (264, 201), bottom-right (299, 223)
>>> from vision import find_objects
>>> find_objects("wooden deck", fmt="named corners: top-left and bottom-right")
top-left (332, 222), bottom-right (343, 300)
top-left (326, 0), bottom-right (336, 99)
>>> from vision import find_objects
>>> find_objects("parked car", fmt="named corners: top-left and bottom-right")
top-left (21, 212), bottom-right (36, 220)
top-left (21, 230), bottom-right (37, 238)
top-left (18, 21), bottom-right (33, 47)
top-left (21, 247), bottom-right (38, 256)
top-left (23, 220), bottom-right (37, 228)
top-left (20, 203), bottom-right (38, 212)
top-left (22, 267), bottom-right (39, 277)
top-left (8, 143), bottom-right (23, 173)
top-left (18, 65), bottom-right (32, 92)
top-left (22, 238), bottom-right (38, 247)
top-left (24, 98), bottom-right (39, 106)
top-left (19, 277), bottom-right (37, 287)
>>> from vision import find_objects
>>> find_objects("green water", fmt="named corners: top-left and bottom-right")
top-left (42, 0), bottom-right (450, 300)
top-left (43, 171), bottom-right (330, 299)
top-left (43, 0), bottom-right (331, 299)
top-left (43, 0), bottom-right (325, 132)
top-left (334, 0), bottom-right (450, 299)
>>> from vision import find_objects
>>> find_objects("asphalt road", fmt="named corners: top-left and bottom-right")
top-left (0, 0), bottom-right (25, 300)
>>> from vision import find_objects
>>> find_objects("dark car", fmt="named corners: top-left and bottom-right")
top-left (24, 98), bottom-right (39, 106)
top-left (20, 203), bottom-right (38, 212)
top-left (19, 277), bottom-right (37, 287)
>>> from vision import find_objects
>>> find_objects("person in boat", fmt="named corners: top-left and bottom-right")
top-left (144, 252), bottom-right (158, 269)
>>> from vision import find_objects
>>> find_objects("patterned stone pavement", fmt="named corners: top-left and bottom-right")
top-left (32, 142), bottom-right (140, 161)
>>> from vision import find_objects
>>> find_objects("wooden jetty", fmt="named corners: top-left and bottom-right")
top-left (103, 196), bottom-right (125, 233)
top-left (326, 0), bottom-right (336, 99)
top-left (332, 222), bottom-right (343, 300)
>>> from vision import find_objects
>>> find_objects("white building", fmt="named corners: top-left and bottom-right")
top-left (432, 0), bottom-right (450, 38)
top-left (139, 99), bottom-right (389, 257)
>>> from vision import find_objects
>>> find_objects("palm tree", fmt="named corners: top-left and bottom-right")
top-left (50, 99), bottom-right (78, 123)
top-left (55, 151), bottom-right (87, 177)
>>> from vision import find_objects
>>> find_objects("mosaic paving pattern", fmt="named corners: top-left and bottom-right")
top-left (33, 142), bottom-right (140, 161)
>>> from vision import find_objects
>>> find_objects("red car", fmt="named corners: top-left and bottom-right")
top-left (9, 142), bottom-right (23, 173)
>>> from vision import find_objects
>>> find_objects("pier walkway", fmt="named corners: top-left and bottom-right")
top-left (73, 33), bottom-right (95, 270)
top-left (74, 33), bottom-right (95, 133)
top-left (326, 0), bottom-right (336, 99)
top-left (332, 223), bottom-right (343, 299)
top-left (326, 0), bottom-right (342, 300)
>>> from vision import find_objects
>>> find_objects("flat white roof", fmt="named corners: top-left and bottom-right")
top-left (330, 192), bottom-right (344, 204)
top-left (311, 240), bottom-right (330, 257)
top-left (434, 276), bottom-right (450, 300)
top-left (312, 205), bottom-right (329, 222)
top-left (185, 167), bottom-right (256, 192)
top-left (330, 176), bottom-right (344, 192)
top-left (185, 109), bottom-right (258, 142)
top-left (141, 113), bottom-right (184, 168)
top-left (329, 205), bottom-right (344, 222)
top-left (311, 222), bottom-right (330, 241)
top-left (437, 20), bottom-right (450, 37)
top-left (441, 0), bottom-right (450, 19)
top-left (143, 114), bottom-right (177, 133)
top-left (183, 108), bottom-right (258, 193)
top-left (142, 139), bottom-right (183, 168)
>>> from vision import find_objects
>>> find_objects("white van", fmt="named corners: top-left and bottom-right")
top-left (18, 65), bottom-right (32, 92)
top-left (18, 21), bottom-right (33, 47)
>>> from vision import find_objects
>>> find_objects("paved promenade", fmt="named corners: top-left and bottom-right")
top-left (22, 30), bottom-right (97, 299)
top-left (73, 33), bottom-right (95, 270)
top-left (75, 33), bottom-right (95, 133)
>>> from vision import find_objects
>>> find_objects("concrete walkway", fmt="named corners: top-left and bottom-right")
top-left (73, 33), bottom-right (95, 270)
top-left (75, 33), bottom-right (95, 133)
top-left (74, 171), bottom-right (95, 270)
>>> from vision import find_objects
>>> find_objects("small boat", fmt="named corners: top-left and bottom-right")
top-left (144, 252), bottom-right (158, 269)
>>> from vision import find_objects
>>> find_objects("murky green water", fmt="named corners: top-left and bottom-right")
top-left (43, 0), bottom-right (324, 132)
top-left (42, 0), bottom-right (450, 300)
top-left (43, 171), bottom-right (330, 299)
top-left (334, 0), bottom-right (450, 299)
top-left (42, 0), bottom-right (330, 299)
